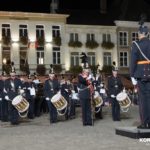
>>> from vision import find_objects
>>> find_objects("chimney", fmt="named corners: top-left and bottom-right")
top-left (50, 0), bottom-right (59, 13)
top-left (100, 0), bottom-right (107, 14)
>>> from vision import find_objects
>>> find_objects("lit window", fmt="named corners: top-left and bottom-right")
top-left (71, 52), bottom-right (80, 66)
top-left (119, 52), bottom-right (128, 67)
top-left (119, 31), bottom-right (128, 46)
top-left (103, 52), bottom-right (111, 66)
top-left (53, 47), bottom-right (61, 64)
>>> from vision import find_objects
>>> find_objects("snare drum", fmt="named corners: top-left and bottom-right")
top-left (51, 93), bottom-right (68, 111)
top-left (116, 92), bottom-right (131, 109)
top-left (12, 95), bottom-right (29, 117)
top-left (93, 91), bottom-right (103, 108)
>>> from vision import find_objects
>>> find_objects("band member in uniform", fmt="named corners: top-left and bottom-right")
top-left (44, 72), bottom-right (60, 124)
top-left (107, 67), bottom-right (123, 121)
top-left (23, 75), bottom-right (36, 119)
top-left (5, 71), bottom-right (23, 125)
top-left (130, 15), bottom-right (150, 129)
top-left (78, 69), bottom-right (93, 126)
top-left (70, 76), bottom-right (79, 118)
top-left (92, 76), bottom-right (103, 119)
top-left (0, 72), bottom-right (9, 122)
top-left (60, 78), bottom-right (71, 120)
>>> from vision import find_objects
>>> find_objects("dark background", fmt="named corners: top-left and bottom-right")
top-left (0, 0), bottom-right (149, 13)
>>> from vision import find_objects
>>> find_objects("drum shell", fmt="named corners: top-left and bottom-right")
top-left (51, 93), bottom-right (68, 111)
top-left (12, 95), bottom-right (29, 113)
top-left (93, 91), bottom-right (103, 108)
top-left (116, 92), bottom-right (131, 109)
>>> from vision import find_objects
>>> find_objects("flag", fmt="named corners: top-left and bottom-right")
top-left (35, 41), bottom-right (38, 49)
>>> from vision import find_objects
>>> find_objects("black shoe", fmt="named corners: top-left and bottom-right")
top-left (95, 115), bottom-right (103, 119)
top-left (86, 123), bottom-right (93, 126)
top-left (113, 119), bottom-right (120, 121)
top-left (50, 120), bottom-right (57, 124)
top-left (137, 124), bottom-right (148, 129)
top-left (11, 122), bottom-right (19, 125)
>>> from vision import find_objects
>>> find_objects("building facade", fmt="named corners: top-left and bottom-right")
top-left (0, 11), bottom-right (150, 75)
top-left (115, 21), bottom-right (150, 75)
top-left (0, 11), bottom-right (69, 74)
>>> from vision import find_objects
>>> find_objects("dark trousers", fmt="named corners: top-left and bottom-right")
top-left (34, 96), bottom-right (44, 117)
top-left (46, 100), bottom-right (57, 123)
top-left (80, 98), bottom-right (92, 125)
top-left (28, 97), bottom-right (35, 119)
top-left (9, 104), bottom-right (19, 125)
top-left (95, 106), bottom-right (103, 119)
top-left (69, 98), bottom-right (76, 118)
top-left (138, 80), bottom-right (150, 125)
top-left (1, 99), bottom-right (9, 121)
top-left (111, 98), bottom-right (120, 121)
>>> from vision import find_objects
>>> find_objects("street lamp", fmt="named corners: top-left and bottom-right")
top-left (3, 58), bottom-right (7, 65)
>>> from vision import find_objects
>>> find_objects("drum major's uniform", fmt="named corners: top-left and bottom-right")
top-left (78, 69), bottom-right (93, 126)
top-left (130, 23), bottom-right (150, 129)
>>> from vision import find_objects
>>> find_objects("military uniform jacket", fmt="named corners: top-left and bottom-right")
top-left (130, 37), bottom-right (150, 79)
top-left (44, 79), bottom-right (60, 98)
top-left (107, 75), bottom-right (123, 97)
top-left (23, 81), bottom-right (36, 100)
top-left (5, 77), bottom-right (22, 100)
top-left (60, 83), bottom-right (72, 101)
top-left (0, 80), bottom-right (7, 100)
top-left (78, 74), bottom-right (91, 99)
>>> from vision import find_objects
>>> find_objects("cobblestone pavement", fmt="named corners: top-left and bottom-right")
top-left (0, 105), bottom-right (150, 150)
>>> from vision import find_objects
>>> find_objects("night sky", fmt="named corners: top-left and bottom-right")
top-left (0, 0), bottom-right (100, 13)
top-left (0, 0), bottom-right (150, 13)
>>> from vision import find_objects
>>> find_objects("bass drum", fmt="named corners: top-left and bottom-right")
top-left (116, 92), bottom-right (131, 112)
top-left (12, 95), bottom-right (29, 118)
top-left (51, 93), bottom-right (68, 116)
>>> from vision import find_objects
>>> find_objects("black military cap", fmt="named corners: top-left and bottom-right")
top-left (138, 26), bottom-right (149, 34)
top-left (112, 66), bottom-right (118, 72)
top-left (28, 74), bottom-right (32, 79)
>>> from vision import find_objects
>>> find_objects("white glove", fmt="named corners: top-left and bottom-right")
top-left (28, 87), bottom-right (31, 90)
top-left (131, 77), bottom-right (137, 85)
top-left (100, 83), bottom-right (104, 87)
top-left (5, 95), bottom-right (9, 101)
top-left (0, 98), bottom-right (2, 101)
top-left (19, 89), bottom-right (24, 94)
top-left (45, 97), bottom-right (50, 101)
top-left (111, 94), bottom-right (115, 98)
top-left (65, 89), bottom-right (68, 92)
top-left (87, 74), bottom-right (93, 80)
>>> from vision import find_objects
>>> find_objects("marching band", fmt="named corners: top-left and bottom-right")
top-left (0, 67), bottom-right (133, 127)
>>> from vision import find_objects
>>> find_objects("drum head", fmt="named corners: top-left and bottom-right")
top-left (51, 93), bottom-right (61, 103)
top-left (51, 93), bottom-right (67, 111)
top-left (12, 95), bottom-right (23, 105)
top-left (94, 91), bottom-right (99, 99)
top-left (116, 92), bottom-right (127, 101)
